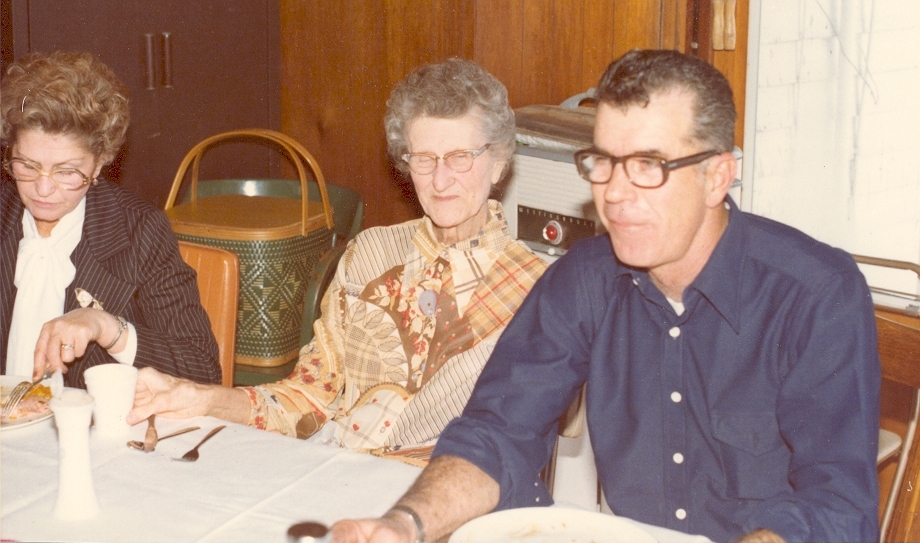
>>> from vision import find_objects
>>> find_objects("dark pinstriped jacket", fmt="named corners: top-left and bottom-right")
top-left (0, 178), bottom-right (221, 389)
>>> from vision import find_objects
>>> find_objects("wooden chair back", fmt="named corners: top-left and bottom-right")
top-left (879, 312), bottom-right (920, 542)
top-left (879, 315), bottom-right (920, 388)
top-left (178, 241), bottom-right (239, 387)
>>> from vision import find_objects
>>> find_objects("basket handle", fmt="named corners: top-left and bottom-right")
top-left (163, 129), bottom-right (335, 237)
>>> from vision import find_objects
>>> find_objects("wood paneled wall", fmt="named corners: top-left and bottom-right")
top-left (280, 0), bottom-right (748, 229)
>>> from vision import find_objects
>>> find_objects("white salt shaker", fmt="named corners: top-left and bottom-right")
top-left (50, 389), bottom-right (100, 520)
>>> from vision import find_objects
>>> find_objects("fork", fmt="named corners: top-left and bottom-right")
top-left (2, 370), bottom-right (53, 419)
top-left (174, 425), bottom-right (225, 462)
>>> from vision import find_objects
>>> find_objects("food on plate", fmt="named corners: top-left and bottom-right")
top-left (1, 383), bottom-right (52, 424)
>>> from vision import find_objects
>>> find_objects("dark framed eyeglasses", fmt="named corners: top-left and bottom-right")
top-left (573, 148), bottom-right (720, 188)
top-left (3, 158), bottom-right (96, 191)
top-left (401, 143), bottom-right (492, 175)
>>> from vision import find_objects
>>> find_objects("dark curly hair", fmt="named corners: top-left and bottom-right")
top-left (597, 49), bottom-right (736, 152)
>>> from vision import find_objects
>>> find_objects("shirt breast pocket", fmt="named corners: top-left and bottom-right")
top-left (712, 411), bottom-right (791, 499)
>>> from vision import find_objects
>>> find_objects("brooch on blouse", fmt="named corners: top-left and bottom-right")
top-left (75, 288), bottom-right (104, 310)
top-left (418, 289), bottom-right (438, 317)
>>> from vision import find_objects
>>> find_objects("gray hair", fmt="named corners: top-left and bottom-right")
top-left (596, 49), bottom-right (736, 152)
top-left (385, 58), bottom-right (515, 175)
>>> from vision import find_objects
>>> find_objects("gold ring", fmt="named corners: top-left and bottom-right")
top-left (61, 344), bottom-right (74, 351)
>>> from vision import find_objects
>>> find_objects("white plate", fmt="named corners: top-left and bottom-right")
top-left (1, 374), bottom-right (53, 431)
top-left (449, 507), bottom-right (658, 543)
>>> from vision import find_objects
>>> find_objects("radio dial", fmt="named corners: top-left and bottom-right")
top-left (542, 220), bottom-right (563, 245)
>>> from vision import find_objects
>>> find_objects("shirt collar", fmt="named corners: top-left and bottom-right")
top-left (413, 199), bottom-right (511, 260)
top-left (404, 200), bottom-right (513, 316)
top-left (615, 196), bottom-right (745, 332)
top-left (686, 196), bottom-right (745, 333)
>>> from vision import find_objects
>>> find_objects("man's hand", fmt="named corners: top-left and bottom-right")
top-left (329, 512), bottom-right (415, 543)
top-left (735, 528), bottom-right (786, 543)
top-left (325, 455), bottom-right (498, 543)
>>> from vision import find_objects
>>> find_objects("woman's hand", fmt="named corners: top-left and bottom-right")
top-left (127, 367), bottom-right (251, 426)
top-left (32, 307), bottom-right (123, 380)
top-left (127, 367), bottom-right (209, 424)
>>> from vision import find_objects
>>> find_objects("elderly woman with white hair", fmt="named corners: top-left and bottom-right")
top-left (127, 58), bottom-right (548, 463)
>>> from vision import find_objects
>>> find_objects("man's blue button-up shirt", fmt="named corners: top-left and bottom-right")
top-left (434, 199), bottom-right (880, 543)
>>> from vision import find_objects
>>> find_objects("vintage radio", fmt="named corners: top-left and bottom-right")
top-left (499, 105), bottom-right (601, 261)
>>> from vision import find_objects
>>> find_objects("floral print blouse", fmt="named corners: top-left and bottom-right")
top-left (241, 200), bottom-right (548, 462)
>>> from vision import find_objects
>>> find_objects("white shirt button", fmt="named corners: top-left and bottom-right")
top-left (632, 278), bottom-right (639, 286)
top-left (673, 452), bottom-right (684, 464)
top-left (671, 391), bottom-right (682, 403)
top-left (676, 508), bottom-right (687, 520)
top-left (669, 326), bottom-right (680, 338)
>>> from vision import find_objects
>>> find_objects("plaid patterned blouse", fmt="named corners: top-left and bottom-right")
top-left (241, 201), bottom-right (548, 462)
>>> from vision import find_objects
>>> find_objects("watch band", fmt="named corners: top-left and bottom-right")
top-left (389, 504), bottom-right (425, 543)
top-left (102, 316), bottom-right (128, 350)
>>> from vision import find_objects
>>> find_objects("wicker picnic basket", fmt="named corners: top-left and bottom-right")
top-left (164, 129), bottom-right (335, 368)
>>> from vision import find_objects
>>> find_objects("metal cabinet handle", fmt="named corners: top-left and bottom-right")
top-left (145, 33), bottom-right (155, 90)
top-left (162, 32), bottom-right (173, 88)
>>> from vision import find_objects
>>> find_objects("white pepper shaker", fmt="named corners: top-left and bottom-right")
top-left (50, 389), bottom-right (100, 520)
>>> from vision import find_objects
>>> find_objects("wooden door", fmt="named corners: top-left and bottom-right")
top-left (133, 0), bottom-right (280, 206)
top-left (10, 0), bottom-right (280, 207)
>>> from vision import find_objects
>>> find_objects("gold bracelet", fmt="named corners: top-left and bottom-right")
top-left (389, 504), bottom-right (425, 543)
top-left (102, 316), bottom-right (128, 350)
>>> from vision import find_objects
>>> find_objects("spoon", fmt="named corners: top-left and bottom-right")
top-left (127, 426), bottom-right (200, 451)
top-left (143, 414), bottom-right (158, 452)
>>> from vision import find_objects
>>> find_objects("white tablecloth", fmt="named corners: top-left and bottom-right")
top-left (1, 415), bottom-right (709, 543)
top-left (2, 416), bottom-right (421, 543)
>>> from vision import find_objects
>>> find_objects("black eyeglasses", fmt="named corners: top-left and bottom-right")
top-left (573, 148), bottom-right (720, 188)
top-left (401, 143), bottom-right (492, 175)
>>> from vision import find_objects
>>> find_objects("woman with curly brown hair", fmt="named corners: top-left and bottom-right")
top-left (0, 51), bottom-right (220, 388)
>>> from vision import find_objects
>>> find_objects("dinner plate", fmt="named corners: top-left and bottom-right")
top-left (449, 507), bottom-right (658, 543)
top-left (1, 375), bottom-right (53, 431)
